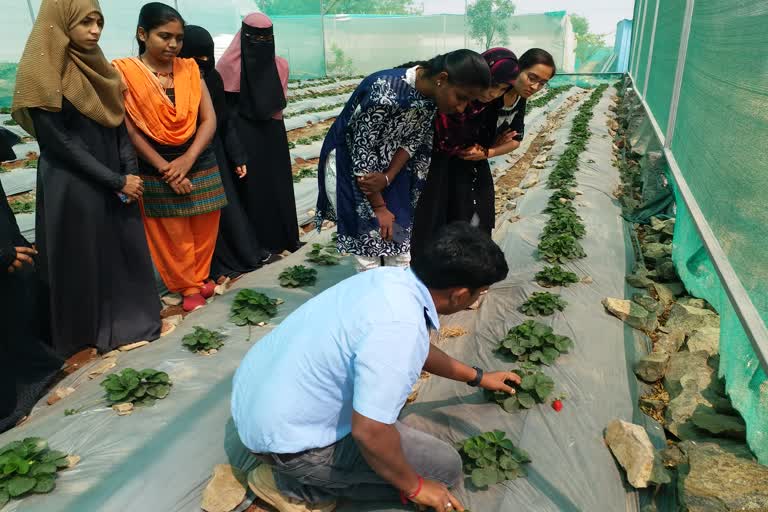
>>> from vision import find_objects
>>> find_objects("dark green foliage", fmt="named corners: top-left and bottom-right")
top-left (101, 368), bottom-right (172, 406)
top-left (0, 438), bottom-right (69, 506)
top-left (293, 167), bottom-right (318, 183)
top-left (10, 200), bottom-right (35, 215)
top-left (520, 292), bottom-right (567, 316)
top-left (306, 241), bottom-right (342, 266)
top-left (182, 326), bottom-right (225, 353)
top-left (456, 431), bottom-right (531, 488)
top-left (285, 101), bottom-right (347, 119)
top-left (230, 290), bottom-right (279, 326)
top-left (485, 364), bottom-right (556, 411)
top-left (497, 320), bottom-right (574, 365)
top-left (541, 211), bottom-right (586, 239)
top-left (279, 265), bottom-right (318, 288)
top-left (538, 233), bottom-right (586, 263)
top-left (526, 85), bottom-right (574, 114)
top-left (535, 265), bottom-right (580, 288)
top-left (288, 85), bottom-right (357, 104)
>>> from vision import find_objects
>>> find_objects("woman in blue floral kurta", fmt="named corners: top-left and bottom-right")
top-left (316, 50), bottom-right (491, 271)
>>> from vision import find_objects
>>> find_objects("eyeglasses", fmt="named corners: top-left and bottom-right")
top-left (523, 71), bottom-right (549, 87)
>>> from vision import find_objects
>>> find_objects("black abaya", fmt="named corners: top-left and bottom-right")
top-left (30, 100), bottom-right (162, 357)
top-left (0, 180), bottom-right (62, 433)
top-left (227, 93), bottom-right (300, 254)
top-left (411, 153), bottom-right (495, 259)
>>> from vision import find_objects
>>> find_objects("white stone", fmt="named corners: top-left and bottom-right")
top-left (605, 419), bottom-right (655, 488)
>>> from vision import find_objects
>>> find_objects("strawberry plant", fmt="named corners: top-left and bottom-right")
top-left (535, 265), bottom-right (580, 288)
top-left (538, 233), bottom-right (586, 263)
top-left (306, 242), bottom-right (342, 266)
top-left (542, 213), bottom-right (586, 239)
top-left (456, 431), bottom-right (531, 488)
top-left (485, 364), bottom-right (556, 411)
top-left (285, 101), bottom-right (347, 119)
top-left (544, 200), bottom-right (577, 216)
top-left (497, 320), bottom-right (573, 365)
top-left (101, 368), bottom-right (172, 406)
top-left (182, 326), bottom-right (225, 353)
top-left (0, 438), bottom-right (71, 506)
top-left (230, 289), bottom-right (279, 326)
top-left (279, 265), bottom-right (318, 288)
top-left (520, 292), bottom-right (567, 316)
top-left (293, 167), bottom-right (318, 183)
top-left (550, 188), bottom-right (577, 202)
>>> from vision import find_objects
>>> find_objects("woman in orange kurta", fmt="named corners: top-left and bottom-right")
top-left (114, 3), bottom-right (226, 313)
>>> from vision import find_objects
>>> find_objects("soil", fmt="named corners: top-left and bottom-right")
top-left (291, 157), bottom-right (319, 177)
top-left (286, 118), bottom-right (335, 144)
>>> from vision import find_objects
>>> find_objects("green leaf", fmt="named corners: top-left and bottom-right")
top-left (7, 476), bottom-right (36, 497)
top-left (465, 447), bottom-right (481, 460)
top-left (23, 438), bottom-right (48, 456)
top-left (119, 373), bottom-right (140, 391)
top-left (553, 336), bottom-right (573, 352)
top-left (535, 375), bottom-right (555, 401)
top-left (516, 393), bottom-right (536, 409)
top-left (0, 488), bottom-right (8, 508)
top-left (39, 451), bottom-right (67, 464)
top-left (29, 463), bottom-right (57, 477)
top-left (52, 457), bottom-right (70, 469)
top-left (108, 390), bottom-right (130, 403)
top-left (32, 475), bottom-right (56, 494)
top-left (0, 442), bottom-right (22, 457)
top-left (498, 455), bottom-right (519, 470)
top-left (146, 384), bottom-right (171, 399)
top-left (520, 375), bottom-right (537, 391)
top-left (501, 397), bottom-right (520, 413)
top-left (470, 467), bottom-right (498, 488)
top-left (541, 347), bottom-right (561, 366)
top-left (147, 372), bottom-right (170, 385)
top-left (134, 384), bottom-right (148, 398)
top-left (510, 447), bottom-right (531, 464)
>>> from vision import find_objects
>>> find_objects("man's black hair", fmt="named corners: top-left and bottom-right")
top-left (411, 222), bottom-right (508, 290)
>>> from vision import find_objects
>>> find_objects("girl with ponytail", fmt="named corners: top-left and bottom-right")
top-left (316, 50), bottom-right (490, 272)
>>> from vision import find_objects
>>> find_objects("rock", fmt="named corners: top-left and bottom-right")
top-left (507, 187), bottom-right (525, 199)
top-left (678, 297), bottom-right (707, 309)
top-left (664, 351), bottom-right (714, 399)
top-left (665, 281), bottom-right (686, 296)
top-left (660, 444), bottom-right (686, 468)
top-left (87, 358), bottom-right (118, 379)
top-left (650, 217), bottom-right (665, 232)
top-left (656, 259), bottom-right (678, 282)
top-left (65, 455), bottom-right (81, 469)
top-left (626, 271), bottom-right (654, 289)
top-left (102, 350), bottom-right (120, 359)
top-left (643, 243), bottom-right (672, 266)
top-left (642, 232), bottom-right (663, 244)
top-left (161, 294), bottom-right (183, 306)
top-left (634, 352), bottom-right (670, 383)
top-left (686, 327), bottom-right (720, 356)
top-left (633, 294), bottom-right (663, 314)
top-left (505, 200), bottom-right (517, 211)
top-left (665, 304), bottom-right (720, 334)
top-left (655, 330), bottom-right (686, 355)
top-left (602, 297), bottom-right (658, 332)
top-left (652, 283), bottom-right (676, 307)
top-left (119, 340), bottom-right (150, 352)
top-left (581, 276), bottom-right (593, 284)
top-left (665, 387), bottom-right (713, 438)
top-left (605, 419), bottom-right (656, 488)
top-left (690, 406), bottom-right (746, 440)
top-left (112, 403), bottom-right (134, 416)
top-left (639, 397), bottom-right (666, 413)
top-left (520, 175), bottom-right (539, 189)
top-left (47, 387), bottom-right (76, 406)
top-left (531, 163), bottom-right (545, 170)
top-left (201, 464), bottom-right (247, 512)
top-left (679, 442), bottom-right (768, 511)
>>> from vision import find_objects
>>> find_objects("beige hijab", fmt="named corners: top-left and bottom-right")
top-left (11, 0), bottom-right (125, 135)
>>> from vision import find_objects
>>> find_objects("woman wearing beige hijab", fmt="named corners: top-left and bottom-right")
top-left (12, 0), bottom-right (163, 357)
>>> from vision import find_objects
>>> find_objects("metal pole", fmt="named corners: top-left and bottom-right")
top-left (321, 0), bottom-right (328, 78)
top-left (665, 0), bottom-right (695, 146)
top-left (26, 0), bottom-right (35, 22)
top-left (642, 0), bottom-right (660, 98)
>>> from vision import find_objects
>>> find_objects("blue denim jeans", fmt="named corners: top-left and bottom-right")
top-left (264, 422), bottom-right (464, 506)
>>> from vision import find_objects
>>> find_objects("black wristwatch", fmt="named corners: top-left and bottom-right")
top-left (467, 366), bottom-right (484, 387)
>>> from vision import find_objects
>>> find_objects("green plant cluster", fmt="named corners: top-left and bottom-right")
top-left (538, 232), bottom-right (586, 263)
top-left (292, 167), bottom-right (318, 183)
top-left (10, 200), bottom-right (34, 215)
top-left (279, 265), bottom-right (318, 288)
top-left (0, 438), bottom-right (70, 507)
top-left (288, 85), bottom-right (357, 104)
top-left (294, 132), bottom-right (328, 147)
top-left (535, 265), bottom-right (580, 288)
top-left (306, 238), bottom-right (342, 266)
top-left (288, 75), bottom-right (364, 89)
top-left (285, 101), bottom-right (347, 119)
top-left (497, 320), bottom-right (573, 365)
top-left (101, 368), bottom-right (172, 406)
top-left (457, 431), bottom-right (531, 488)
top-left (230, 290), bottom-right (279, 326)
top-left (525, 85), bottom-right (573, 114)
top-left (485, 363), bottom-right (555, 411)
top-left (182, 326), bottom-right (225, 353)
top-left (2, 119), bottom-right (17, 126)
top-left (520, 292), bottom-right (567, 316)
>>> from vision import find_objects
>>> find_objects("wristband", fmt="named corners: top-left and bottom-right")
top-left (384, 174), bottom-right (390, 187)
top-left (467, 366), bottom-right (484, 387)
top-left (400, 475), bottom-right (424, 505)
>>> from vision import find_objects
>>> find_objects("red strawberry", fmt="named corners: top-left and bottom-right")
top-left (552, 399), bottom-right (563, 412)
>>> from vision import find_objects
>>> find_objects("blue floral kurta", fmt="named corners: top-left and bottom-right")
top-left (316, 68), bottom-right (437, 258)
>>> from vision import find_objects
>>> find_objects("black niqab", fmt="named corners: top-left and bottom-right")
top-left (239, 23), bottom-right (286, 121)
top-left (179, 25), bottom-right (227, 126)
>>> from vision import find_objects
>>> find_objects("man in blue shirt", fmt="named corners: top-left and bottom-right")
top-left (232, 222), bottom-right (517, 512)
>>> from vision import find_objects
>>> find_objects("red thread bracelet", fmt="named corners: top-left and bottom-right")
top-left (399, 475), bottom-right (424, 505)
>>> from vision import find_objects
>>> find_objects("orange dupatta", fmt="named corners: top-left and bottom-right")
top-left (112, 57), bottom-right (201, 145)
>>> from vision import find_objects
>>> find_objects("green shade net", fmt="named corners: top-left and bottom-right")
top-left (633, 0), bottom-right (768, 461)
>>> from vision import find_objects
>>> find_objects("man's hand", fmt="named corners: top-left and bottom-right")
top-left (479, 371), bottom-right (522, 394)
top-left (358, 173), bottom-right (388, 195)
top-left (410, 479), bottom-right (464, 512)
top-left (7, 246), bottom-right (36, 273)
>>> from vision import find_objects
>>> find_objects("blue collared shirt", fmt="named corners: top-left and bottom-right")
top-left (232, 267), bottom-right (439, 454)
